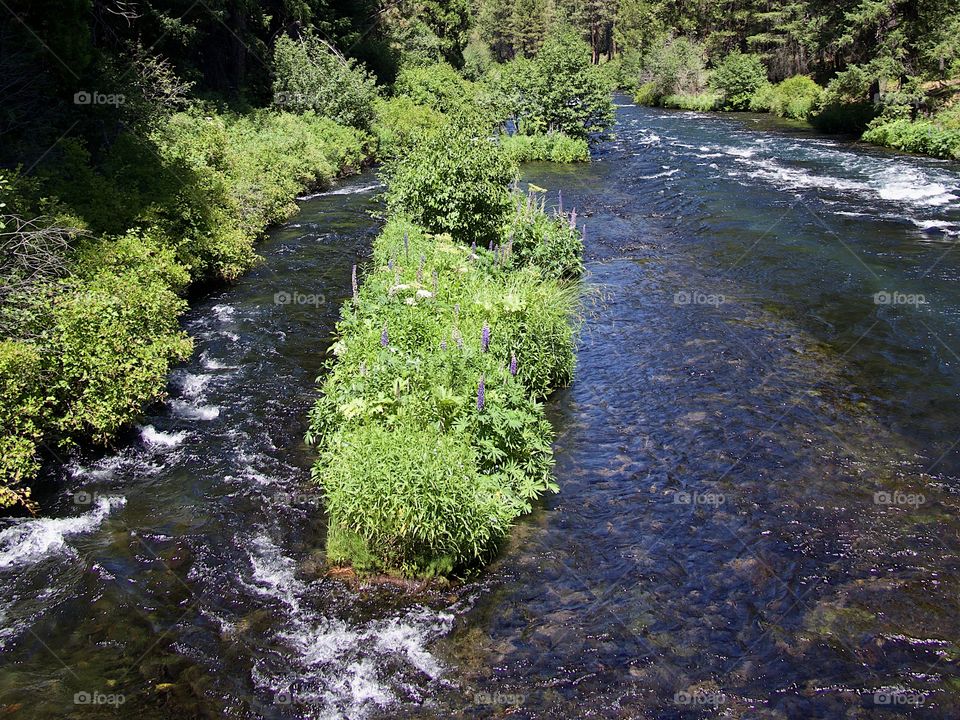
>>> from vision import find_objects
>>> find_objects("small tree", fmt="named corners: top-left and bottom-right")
top-left (710, 51), bottom-right (768, 110)
top-left (533, 25), bottom-right (614, 138)
top-left (384, 117), bottom-right (513, 247)
top-left (272, 32), bottom-right (378, 130)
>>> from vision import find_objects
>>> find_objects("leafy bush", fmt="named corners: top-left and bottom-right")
top-left (636, 36), bottom-right (709, 102)
top-left (532, 25), bottom-right (614, 138)
top-left (662, 92), bottom-right (720, 111)
top-left (321, 422), bottom-right (514, 576)
top-left (394, 62), bottom-right (475, 114)
top-left (862, 118), bottom-right (960, 159)
top-left (710, 51), bottom-right (768, 110)
top-left (762, 75), bottom-right (823, 120)
top-left (508, 190), bottom-right (585, 280)
top-left (749, 83), bottom-right (775, 112)
top-left (499, 132), bottom-right (590, 163)
top-left (0, 340), bottom-right (45, 512)
top-left (272, 32), bottom-right (378, 130)
top-left (384, 120), bottom-right (514, 247)
top-left (372, 96), bottom-right (447, 160)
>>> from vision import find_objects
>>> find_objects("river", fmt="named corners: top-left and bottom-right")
top-left (2, 102), bottom-right (960, 719)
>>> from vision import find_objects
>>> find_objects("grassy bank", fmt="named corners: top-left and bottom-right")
top-left (0, 111), bottom-right (369, 512)
top-left (307, 118), bottom-right (585, 578)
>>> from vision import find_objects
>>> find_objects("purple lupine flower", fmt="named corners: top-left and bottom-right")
top-left (388, 257), bottom-right (394, 271)
top-left (569, 208), bottom-right (577, 229)
top-left (453, 303), bottom-right (460, 321)
top-left (432, 270), bottom-right (438, 295)
top-left (417, 253), bottom-right (425, 283)
top-left (509, 351), bottom-right (518, 376)
top-left (470, 241), bottom-right (476, 258)
top-left (558, 189), bottom-right (563, 214)
top-left (440, 339), bottom-right (447, 351)
top-left (481, 322), bottom-right (490, 353)
top-left (403, 231), bottom-right (409, 258)
top-left (506, 232), bottom-right (514, 258)
top-left (477, 375), bottom-right (485, 411)
top-left (352, 264), bottom-right (359, 301)
top-left (488, 240), bottom-right (494, 253)
top-left (454, 329), bottom-right (463, 350)
top-left (381, 324), bottom-right (389, 347)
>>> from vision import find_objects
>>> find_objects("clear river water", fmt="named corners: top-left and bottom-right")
top-left (2, 101), bottom-right (960, 719)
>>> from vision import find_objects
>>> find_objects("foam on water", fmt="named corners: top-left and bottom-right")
top-left (299, 183), bottom-right (383, 200)
top-left (170, 399), bottom-right (221, 420)
top-left (244, 534), bottom-right (453, 719)
top-left (0, 496), bottom-right (126, 569)
top-left (139, 425), bottom-right (188, 448)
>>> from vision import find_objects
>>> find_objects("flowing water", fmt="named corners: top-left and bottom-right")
top-left (3, 102), bottom-right (960, 719)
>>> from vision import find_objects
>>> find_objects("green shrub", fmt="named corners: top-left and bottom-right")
top-left (394, 62), bottom-right (475, 114)
top-left (51, 233), bottom-right (193, 442)
top-left (636, 36), bottom-right (709, 101)
top-left (710, 51), bottom-right (768, 110)
top-left (765, 75), bottom-right (823, 120)
top-left (749, 83), bottom-right (775, 112)
top-left (499, 132), bottom-right (590, 163)
top-left (811, 65), bottom-right (877, 132)
top-left (372, 96), bottom-right (446, 160)
top-left (508, 190), bottom-right (585, 280)
top-left (532, 25), bottom-right (614, 138)
top-left (633, 81), bottom-right (660, 106)
top-left (384, 120), bottom-right (514, 247)
top-left (320, 422), bottom-right (515, 576)
top-left (483, 56), bottom-right (546, 132)
top-left (662, 92), bottom-right (720, 111)
top-left (272, 32), bottom-right (378, 130)
top-left (862, 118), bottom-right (960, 159)
top-left (0, 340), bottom-right (45, 512)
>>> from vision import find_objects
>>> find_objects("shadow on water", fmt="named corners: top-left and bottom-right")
top-left (3, 102), bottom-right (960, 719)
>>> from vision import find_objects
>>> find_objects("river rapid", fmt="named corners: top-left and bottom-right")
top-left (2, 101), bottom-right (960, 719)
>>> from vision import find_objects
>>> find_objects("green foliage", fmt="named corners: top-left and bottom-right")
top-left (0, 340), bottom-right (45, 512)
top-left (756, 75), bottom-right (824, 120)
top-left (272, 32), bottom-right (378, 130)
top-left (372, 97), bottom-right (447, 160)
top-left (862, 117), bottom-right (960, 159)
top-left (662, 92), bottom-right (720, 111)
top-left (384, 120), bottom-right (514, 247)
top-left (499, 132), bottom-right (590, 163)
top-left (320, 423), bottom-right (513, 576)
top-left (531, 25), bottom-right (615, 138)
top-left (309, 214), bottom-right (580, 576)
top-left (635, 36), bottom-right (709, 101)
top-left (507, 191), bottom-right (585, 280)
top-left (394, 62), bottom-right (476, 114)
top-left (710, 51), bottom-right (768, 110)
